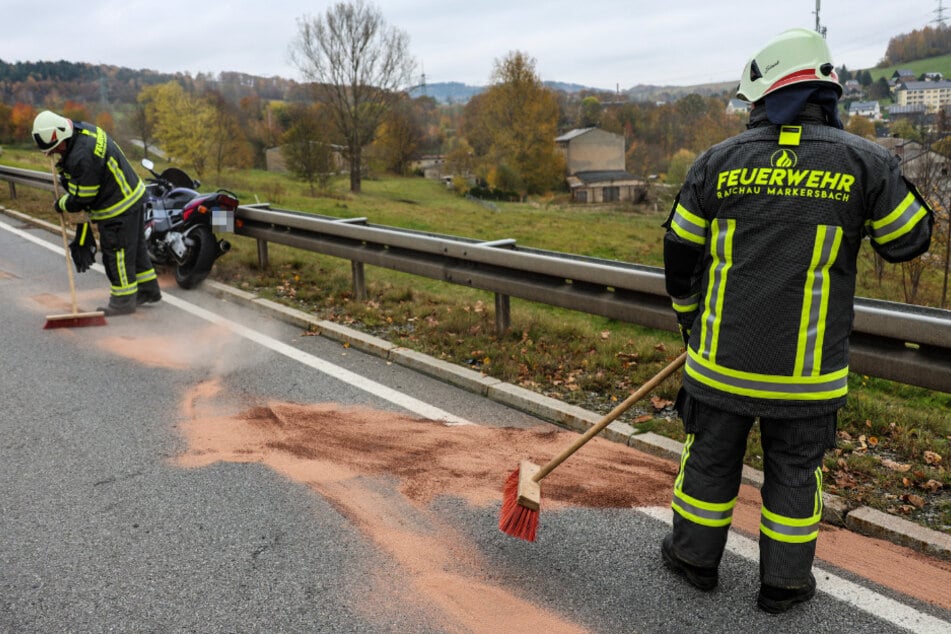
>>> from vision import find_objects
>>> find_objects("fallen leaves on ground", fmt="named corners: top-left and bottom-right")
top-left (881, 458), bottom-right (912, 472)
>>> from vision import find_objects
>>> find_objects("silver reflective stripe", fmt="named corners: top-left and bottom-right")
top-left (672, 491), bottom-right (734, 523)
top-left (760, 515), bottom-right (819, 538)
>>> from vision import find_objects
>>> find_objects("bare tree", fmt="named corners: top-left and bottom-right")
top-left (289, 0), bottom-right (416, 193)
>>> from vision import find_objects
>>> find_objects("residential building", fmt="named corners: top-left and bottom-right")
top-left (843, 79), bottom-right (864, 98)
top-left (891, 69), bottom-right (917, 85)
top-left (848, 100), bottom-right (882, 120)
top-left (407, 155), bottom-right (446, 179)
top-left (887, 103), bottom-right (928, 124)
top-left (554, 127), bottom-right (642, 203)
top-left (726, 98), bottom-right (750, 115)
top-left (894, 80), bottom-right (951, 112)
top-left (265, 144), bottom-right (345, 173)
top-left (875, 137), bottom-right (950, 184)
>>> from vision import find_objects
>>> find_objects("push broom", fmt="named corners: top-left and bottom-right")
top-left (500, 351), bottom-right (687, 541)
top-left (44, 160), bottom-right (107, 329)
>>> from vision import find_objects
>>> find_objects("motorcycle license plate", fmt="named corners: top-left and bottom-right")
top-left (212, 208), bottom-right (234, 233)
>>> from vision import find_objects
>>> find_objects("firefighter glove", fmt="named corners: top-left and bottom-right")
top-left (53, 194), bottom-right (69, 214)
top-left (69, 222), bottom-right (97, 273)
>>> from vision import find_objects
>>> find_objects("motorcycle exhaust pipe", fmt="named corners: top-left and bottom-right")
top-left (217, 239), bottom-right (231, 256)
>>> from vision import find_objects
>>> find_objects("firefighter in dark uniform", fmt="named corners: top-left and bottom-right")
top-left (660, 29), bottom-right (933, 613)
top-left (32, 110), bottom-right (162, 315)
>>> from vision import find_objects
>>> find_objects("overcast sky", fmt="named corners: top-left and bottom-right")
top-left (0, 1), bottom-right (942, 90)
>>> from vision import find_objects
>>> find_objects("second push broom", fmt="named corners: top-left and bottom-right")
top-left (499, 351), bottom-right (687, 541)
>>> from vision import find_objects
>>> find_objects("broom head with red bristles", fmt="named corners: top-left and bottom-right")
top-left (43, 310), bottom-right (107, 329)
top-left (499, 460), bottom-right (542, 541)
top-left (499, 352), bottom-right (688, 543)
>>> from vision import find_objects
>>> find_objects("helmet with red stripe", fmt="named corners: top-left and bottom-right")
top-left (736, 28), bottom-right (841, 103)
top-left (32, 110), bottom-right (74, 154)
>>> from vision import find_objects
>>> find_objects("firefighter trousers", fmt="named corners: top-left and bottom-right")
top-left (95, 201), bottom-right (159, 308)
top-left (669, 394), bottom-right (836, 588)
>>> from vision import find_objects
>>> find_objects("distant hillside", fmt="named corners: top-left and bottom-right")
top-left (409, 82), bottom-right (483, 104)
top-left (624, 81), bottom-right (737, 103)
top-left (410, 80), bottom-right (611, 104)
top-left (10, 48), bottom-right (942, 112)
top-left (866, 53), bottom-right (951, 83)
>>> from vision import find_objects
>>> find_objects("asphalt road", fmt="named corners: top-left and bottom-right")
top-left (2, 212), bottom-right (950, 633)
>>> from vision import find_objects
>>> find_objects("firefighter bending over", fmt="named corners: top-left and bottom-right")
top-left (32, 110), bottom-right (162, 315)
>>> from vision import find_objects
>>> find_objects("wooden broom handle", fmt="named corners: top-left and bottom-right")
top-left (51, 160), bottom-right (79, 316)
top-left (58, 212), bottom-right (80, 316)
top-left (532, 351), bottom-right (687, 483)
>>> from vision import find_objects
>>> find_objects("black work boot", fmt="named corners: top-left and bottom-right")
top-left (98, 295), bottom-right (136, 316)
top-left (136, 284), bottom-right (162, 305)
top-left (757, 573), bottom-right (817, 613)
top-left (661, 533), bottom-right (718, 591)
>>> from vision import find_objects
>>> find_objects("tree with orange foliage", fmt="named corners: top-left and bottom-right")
top-left (60, 100), bottom-right (90, 124)
top-left (0, 102), bottom-right (13, 143)
top-left (10, 103), bottom-right (36, 142)
top-left (96, 111), bottom-right (115, 136)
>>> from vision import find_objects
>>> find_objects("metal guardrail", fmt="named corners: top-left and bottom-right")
top-left (3, 164), bottom-right (950, 393)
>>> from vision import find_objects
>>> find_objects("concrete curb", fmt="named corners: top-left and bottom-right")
top-left (201, 279), bottom-right (951, 562)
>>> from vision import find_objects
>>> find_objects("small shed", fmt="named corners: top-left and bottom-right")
top-left (566, 170), bottom-right (643, 204)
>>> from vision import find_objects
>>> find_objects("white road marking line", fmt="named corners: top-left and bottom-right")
top-left (2, 218), bottom-right (469, 424)
top-left (162, 292), bottom-right (470, 424)
top-left (640, 506), bottom-right (951, 633)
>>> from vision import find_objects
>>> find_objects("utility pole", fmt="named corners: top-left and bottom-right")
top-left (814, 0), bottom-right (828, 39)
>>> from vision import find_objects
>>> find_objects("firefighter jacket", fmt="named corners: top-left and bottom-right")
top-left (55, 121), bottom-right (145, 223)
top-left (664, 104), bottom-right (933, 418)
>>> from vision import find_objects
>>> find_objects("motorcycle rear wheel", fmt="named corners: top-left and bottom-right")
top-left (175, 225), bottom-right (218, 289)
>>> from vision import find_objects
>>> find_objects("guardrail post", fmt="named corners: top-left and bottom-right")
top-left (352, 261), bottom-right (367, 300)
top-left (7, 182), bottom-right (16, 199)
top-left (495, 292), bottom-right (510, 335)
top-left (256, 239), bottom-right (269, 269)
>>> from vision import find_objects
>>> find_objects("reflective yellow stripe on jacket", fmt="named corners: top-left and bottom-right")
top-left (867, 192), bottom-right (929, 246)
top-left (671, 203), bottom-right (709, 245)
top-left (88, 165), bottom-right (144, 222)
top-left (686, 219), bottom-right (849, 402)
top-left (795, 225), bottom-right (843, 376)
top-left (72, 126), bottom-right (145, 222)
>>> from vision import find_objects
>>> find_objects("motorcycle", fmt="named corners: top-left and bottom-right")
top-left (141, 158), bottom-right (238, 289)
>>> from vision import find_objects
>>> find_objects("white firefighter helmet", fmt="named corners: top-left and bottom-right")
top-left (32, 110), bottom-right (73, 153)
top-left (736, 28), bottom-right (841, 103)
